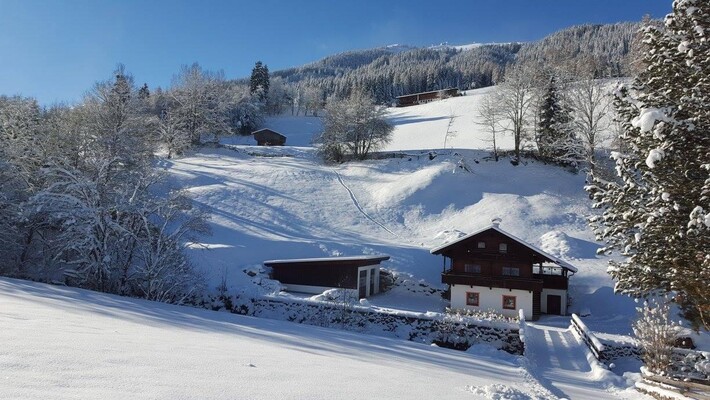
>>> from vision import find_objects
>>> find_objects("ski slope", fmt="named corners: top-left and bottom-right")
top-left (0, 277), bottom-right (649, 400)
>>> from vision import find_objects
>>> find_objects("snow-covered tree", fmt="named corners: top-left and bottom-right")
top-left (157, 109), bottom-right (191, 159)
top-left (497, 65), bottom-right (536, 163)
top-left (566, 76), bottom-right (612, 170)
top-left (476, 91), bottom-right (503, 161)
top-left (535, 76), bottom-right (577, 163)
top-left (633, 297), bottom-right (678, 375)
top-left (317, 91), bottom-right (393, 162)
top-left (130, 191), bottom-right (209, 303)
top-left (249, 61), bottom-right (270, 100)
top-left (170, 63), bottom-right (232, 145)
top-left (587, 0), bottom-right (710, 329)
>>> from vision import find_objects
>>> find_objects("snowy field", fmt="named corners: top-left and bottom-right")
top-left (164, 88), bottom-right (639, 336)
top-left (0, 277), bottom-right (648, 400)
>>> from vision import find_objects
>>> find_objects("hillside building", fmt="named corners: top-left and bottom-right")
top-left (396, 88), bottom-right (460, 107)
top-left (264, 255), bottom-right (390, 298)
top-left (253, 128), bottom-right (287, 146)
top-left (431, 219), bottom-right (576, 320)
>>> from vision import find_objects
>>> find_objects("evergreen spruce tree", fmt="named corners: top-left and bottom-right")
top-left (250, 61), bottom-right (270, 100)
top-left (587, 0), bottom-right (710, 329)
top-left (536, 76), bottom-right (575, 162)
top-left (138, 83), bottom-right (150, 100)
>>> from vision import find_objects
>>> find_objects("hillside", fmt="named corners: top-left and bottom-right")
top-left (266, 22), bottom-right (640, 104)
top-left (166, 87), bottom-right (639, 335)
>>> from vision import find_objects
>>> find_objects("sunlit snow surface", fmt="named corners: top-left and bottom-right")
top-left (165, 88), bottom-right (641, 336)
top-left (0, 278), bottom-right (649, 400)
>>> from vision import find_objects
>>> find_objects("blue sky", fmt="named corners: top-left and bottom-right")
top-left (1, 0), bottom-right (671, 105)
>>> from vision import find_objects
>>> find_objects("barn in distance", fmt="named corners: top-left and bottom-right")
top-left (253, 128), bottom-right (287, 146)
top-left (396, 88), bottom-right (460, 107)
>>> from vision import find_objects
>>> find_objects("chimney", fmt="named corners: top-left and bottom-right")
top-left (491, 217), bottom-right (502, 228)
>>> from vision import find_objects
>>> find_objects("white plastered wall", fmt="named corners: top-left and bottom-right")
top-left (451, 284), bottom-right (533, 319)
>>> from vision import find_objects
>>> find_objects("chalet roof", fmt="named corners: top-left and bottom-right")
top-left (395, 88), bottom-right (459, 99)
top-left (430, 225), bottom-right (578, 273)
top-left (252, 128), bottom-right (286, 137)
top-left (264, 255), bottom-right (390, 266)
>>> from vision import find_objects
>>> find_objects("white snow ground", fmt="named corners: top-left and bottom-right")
top-left (167, 89), bottom-right (638, 335)
top-left (0, 277), bottom-right (649, 400)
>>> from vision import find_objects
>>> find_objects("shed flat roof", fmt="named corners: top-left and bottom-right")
top-left (264, 255), bottom-right (390, 266)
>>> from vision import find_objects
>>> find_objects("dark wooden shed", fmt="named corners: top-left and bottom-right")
top-left (264, 255), bottom-right (390, 298)
top-left (253, 128), bottom-right (287, 146)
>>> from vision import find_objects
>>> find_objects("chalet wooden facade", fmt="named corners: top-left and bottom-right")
top-left (431, 221), bottom-right (577, 320)
top-left (253, 128), bottom-right (287, 146)
top-left (396, 88), bottom-right (460, 107)
top-left (263, 255), bottom-right (390, 298)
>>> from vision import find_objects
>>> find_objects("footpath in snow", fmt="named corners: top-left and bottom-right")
top-left (523, 321), bottom-right (641, 400)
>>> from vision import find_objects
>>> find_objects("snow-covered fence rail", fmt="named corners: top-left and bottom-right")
top-left (638, 369), bottom-right (710, 400)
top-left (240, 296), bottom-right (524, 354)
top-left (570, 313), bottom-right (606, 361)
top-left (517, 309), bottom-right (527, 352)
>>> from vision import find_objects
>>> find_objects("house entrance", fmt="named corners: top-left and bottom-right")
top-left (547, 295), bottom-right (562, 315)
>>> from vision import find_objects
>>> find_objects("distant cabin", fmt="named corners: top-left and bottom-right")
top-left (431, 220), bottom-right (577, 320)
top-left (396, 88), bottom-right (460, 107)
top-left (253, 128), bottom-right (286, 146)
top-left (264, 255), bottom-right (390, 298)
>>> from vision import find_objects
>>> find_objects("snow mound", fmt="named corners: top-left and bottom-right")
top-left (539, 230), bottom-right (601, 260)
top-left (434, 229), bottom-right (467, 244)
top-left (539, 230), bottom-right (574, 259)
top-left (465, 384), bottom-right (543, 400)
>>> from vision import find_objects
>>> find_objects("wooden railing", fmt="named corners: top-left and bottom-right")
top-left (570, 313), bottom-right (606, 361)
top-left (640, 371), bottom-right (710, 400)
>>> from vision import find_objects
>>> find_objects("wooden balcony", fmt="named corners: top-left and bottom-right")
top-left (537, 274), bottom-right (568, 290)
top-left (442, 271), bottom-right (543, 292)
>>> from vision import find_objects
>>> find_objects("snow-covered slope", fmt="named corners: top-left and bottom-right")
top-left (164, 87), bottom-right (637, 333)
top-left (0, 277), bottom-right (647, 400)
top-left (384, 87), bottom-right (513, 152)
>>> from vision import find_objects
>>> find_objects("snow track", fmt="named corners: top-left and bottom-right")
top-left (523, 323), bottom-right (636, 399)
top-left (333, 168), bottom-right (400, 239)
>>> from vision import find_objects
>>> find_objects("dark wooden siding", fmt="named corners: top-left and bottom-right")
top-left (438, 227), bottom-right (570, 295)
top-left (271, 264), bottom-right (359, 288)
top-left (396, 88), bottom-right (459, 107)
top-left (253, 129), bottom-right (286, 146)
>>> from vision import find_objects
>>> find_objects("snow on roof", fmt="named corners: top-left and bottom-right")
top-left (264, 255), bottom-right (390, 265)
top-left (252, 128), bottom-right (285, 135)
top-left (430, 225), bottom-right (578, 273)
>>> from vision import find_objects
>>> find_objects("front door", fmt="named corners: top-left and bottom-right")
top-left (547, 295), bottom-right (562, 315)
top-left (358, 270), bottom-right (368, 298)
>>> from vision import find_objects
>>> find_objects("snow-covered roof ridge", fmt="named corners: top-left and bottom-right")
top-left (264, 255), bottom-right (390, 265)
top-left (430, 225), bottom-right (578, 273)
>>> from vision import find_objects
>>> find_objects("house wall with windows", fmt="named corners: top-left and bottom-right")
top-left (451, 284), bottom-right (533, 319)
top-left (432, 221), bottom-right (577, 320)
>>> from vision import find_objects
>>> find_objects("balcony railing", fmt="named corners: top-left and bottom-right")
top-left (442, 270), bottom-right (544, 292)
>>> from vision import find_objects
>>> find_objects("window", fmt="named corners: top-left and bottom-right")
top-left (464, 263), bottom-right (481, 273)
top-left (499, 243), bottom-right (508, 253)
top-left (466, 292), bottom-right (479, 306)
top-left (502, 267), bottom-right (520, 276)
top-left (477, 241), bottom-right (486, 249)
top-left (502, 295), bottom-right (516, 310)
